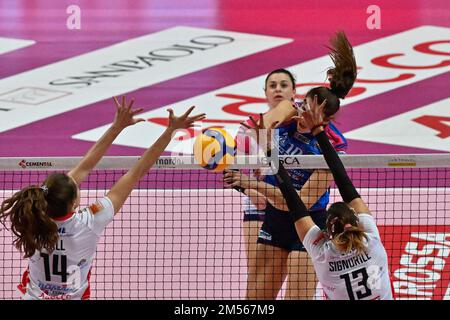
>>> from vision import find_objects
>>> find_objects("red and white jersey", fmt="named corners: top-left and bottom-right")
top-left (18, 197), bottom-right (114, 300)
top-left (303, 214), bottom-right (393, 300)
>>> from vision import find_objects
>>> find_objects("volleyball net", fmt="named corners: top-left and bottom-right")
top-left (0, 154), bottom-right (449, 300)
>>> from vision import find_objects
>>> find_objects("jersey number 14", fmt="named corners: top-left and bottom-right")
top-left (41, 253), bottom-right (81, 287)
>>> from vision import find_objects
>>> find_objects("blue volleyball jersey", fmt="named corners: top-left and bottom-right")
top-left (264, 121), bottom-right (347, 211)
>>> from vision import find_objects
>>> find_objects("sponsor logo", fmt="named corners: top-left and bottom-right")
top-left (89, 201), bottom-right (105, 215)
top-left (37, 280), bottom-right (77, 294)
top-left (77, 259), bottom-right (87, 267)
top-left (313, 232), bottom-right (326, 245)
top-left (280, 156), bottom-right (301, 166)
top-left (0, 87), bottom-right (71, 105)
top-left (258, 230), bottom-right (272, 241)
top-left (388, 160), bottom-right (417, 167)
top-left (38, 293), bottom-right (72, 300)
top-left (74, 26), bottom-right (450, 153)
top-left (18, 159), bottom-right (26, 168)
top-left (48, 35), bottom-right (236, 89)
top-left (0, 26), bottom-right (291, 132)
top-left (293, 132), bottom-right (311, 144)
top-left (155, 157), bottom-right (184, 167)
top-left (390, 230), bottom-right (450, 300)
top-left (18, 159), bottom-right (53, 169)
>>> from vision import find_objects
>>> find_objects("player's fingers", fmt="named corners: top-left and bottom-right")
top-left (127, 98), bottom-right (135, 110)
top-left (190, 113), bottom-right (206, 121)
top-left (305, 100), bottom-right (311, 112)
top-left (182, 105), bottom-right (196, 118)
top-left (113, 96), bottom-right (120, 109)
top-left (259, 113), bottom-right (265, 129)
top-left (249, 115), bottom-right (258, 128)
top-left (318, 99), bottom-right (326, 117)
top-left (131, 107), bottom-right (144, 115)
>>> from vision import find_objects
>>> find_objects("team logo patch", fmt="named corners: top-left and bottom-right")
top-left (293, 132), bottom-right (310, 144)
top-left (89, 202), bottom-right (104, 215)
top-left (258, 230), bottom-right (272, 241)
top-left (77, 259), bottom-right (87, 267)
top-left (313, 232), bottom-right (326, 245)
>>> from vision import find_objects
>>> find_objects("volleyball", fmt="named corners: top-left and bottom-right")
top-left (193, 128), bottom-right (236, 172)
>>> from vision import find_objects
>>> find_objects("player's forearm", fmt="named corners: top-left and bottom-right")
top-left (248, 180), bottom-right (288, 209)
top-left (131, 128), bottom-right (174, 179)
top-left (314, 130), bottom-right (360, 203)
top-left (82, 125), bottom-right (122, 165)
top-left (107, 128), bottom-right (174, 213)
top-left (250, 177), bottom-right (327, 210)
top-left (263, 99), bottom-right (296, 125)
top-left (299, 170), bottom-right (333, 208)
top-left (69, 125), bottom-right (123, 184)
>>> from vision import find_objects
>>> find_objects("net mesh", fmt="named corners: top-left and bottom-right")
top-left (0, 155), bottom-right (449, 300)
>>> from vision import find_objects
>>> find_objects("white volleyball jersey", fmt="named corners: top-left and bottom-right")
top-left (18, 197), bottom-right (114, 300)
top-left (303, 214), bottom-right (393, 300)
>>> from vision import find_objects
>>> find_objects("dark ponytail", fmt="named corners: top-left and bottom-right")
top-left (306, 31), bottom-right (357, 119)
top-left (0, 173), bottom-right (77, 258)
top-left (326, 31), bottom-right (357, 99)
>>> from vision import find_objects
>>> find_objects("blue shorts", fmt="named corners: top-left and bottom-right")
top-left (257, 203), bottom-right (327, 252)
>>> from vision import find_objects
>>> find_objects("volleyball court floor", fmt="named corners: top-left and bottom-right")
top-left (0, 0), bottom-right (449, 299)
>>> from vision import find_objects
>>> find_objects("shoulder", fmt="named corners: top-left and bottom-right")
top-left (358, 214), bottom-right (377, 230)
top-left (303, 225), bottom-right (327, 254)
top-left (75, 197), bottom-right (114, 225)
top-left (92, 197), bottom-right (114, 215)
top-left (76, 198), bottom-right (112, 216)
top-left (358, 214), bottom-right (381, 238)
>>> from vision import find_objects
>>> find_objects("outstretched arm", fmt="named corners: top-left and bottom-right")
top-left (68, 96), bottom-right (145, 186)
top-left (107, 106), bottom-right (205, 214)
top-left (224, 169), bottom-right (332, 210)
top-left (299, 95), bottom-right (370, 215)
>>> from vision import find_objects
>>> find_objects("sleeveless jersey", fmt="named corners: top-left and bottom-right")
top-left (263, 120), bottom-right (347, 211)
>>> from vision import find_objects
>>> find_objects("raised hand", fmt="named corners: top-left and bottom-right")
top-left (295, 95), bottom-right (327, 134)
top-left (239, 113), bottom-right (279, 154)
top-left (166, 106), bottom-right (206, 131)
top-left (223, 169), bottom-right (255, 190)
top-left (112, 96), bottom-right (145, 129)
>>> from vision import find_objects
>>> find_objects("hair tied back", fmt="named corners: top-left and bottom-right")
top-left (40, 185), bottom-right (48, 196)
